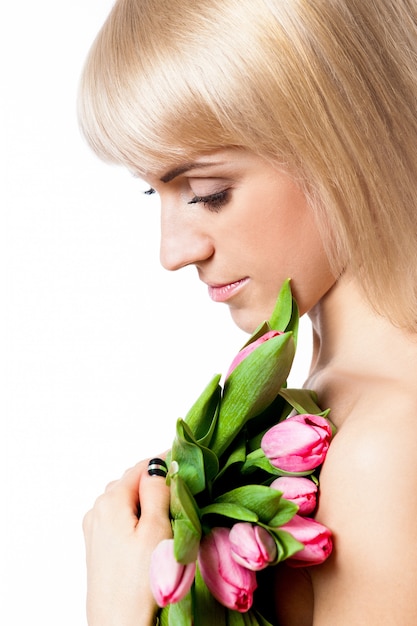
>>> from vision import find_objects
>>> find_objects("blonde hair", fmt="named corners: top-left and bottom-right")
top-left (78, 0), bottom-right (417, 330)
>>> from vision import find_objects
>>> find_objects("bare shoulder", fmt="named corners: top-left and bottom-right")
top-left (310, 388), bottom-right (417, 624)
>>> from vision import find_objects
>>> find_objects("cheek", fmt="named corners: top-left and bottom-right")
top-left (291, 252), bottom-right (335, 316)
top-left (249, 192), bottom-right (318, 266)
top-left (254, 191), bottom-right (335, 312)
top-left (249, 179), bottom-right (311, 242)
top-left (279, 209), bottom-right (335, 312)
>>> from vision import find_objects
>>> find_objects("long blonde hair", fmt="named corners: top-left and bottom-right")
top-left (78, 0), bottom-right (417, 330)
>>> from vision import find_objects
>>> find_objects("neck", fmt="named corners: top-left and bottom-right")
top-left (305, 275), bottom-right (417, 422)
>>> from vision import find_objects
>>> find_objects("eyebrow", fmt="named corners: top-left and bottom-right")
top-left (160, 161), bottom-right (221, 183)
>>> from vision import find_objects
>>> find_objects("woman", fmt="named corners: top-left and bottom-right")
top-left (78, 1), bottom-right (417, 624)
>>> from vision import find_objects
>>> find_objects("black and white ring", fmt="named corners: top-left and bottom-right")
top-left (147, 457), bottom-right (168, 477)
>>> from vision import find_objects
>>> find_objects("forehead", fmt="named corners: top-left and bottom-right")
top-left (131, 147), bottom-right (248, 182)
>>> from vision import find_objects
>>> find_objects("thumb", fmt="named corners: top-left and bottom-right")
top-left (138, 460), bottom-right (171, 523)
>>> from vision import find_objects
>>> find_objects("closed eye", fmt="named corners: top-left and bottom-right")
top-left (143, 187), bottom-right (156, 196)
top-left (187, 190), bottom-right (229, 212)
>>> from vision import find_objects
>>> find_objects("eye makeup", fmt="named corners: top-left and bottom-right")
top-left (187, 190), bottom-right (229, 212)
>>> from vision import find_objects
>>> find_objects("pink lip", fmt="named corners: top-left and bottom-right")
top-left (207, 278), bottom-right (249, 303)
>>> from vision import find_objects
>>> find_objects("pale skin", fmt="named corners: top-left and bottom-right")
top-left (83, 148), bottom-right (417, 625)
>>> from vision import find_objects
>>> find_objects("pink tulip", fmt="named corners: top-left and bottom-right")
top-left (229, 522), bottom-right (277, 571)
top-left (198, 527), bottom-right (258, 612)
top-left (226, 330), bottom-right (282, 378)
top-left (261, 413), bottom-right (332, 472)
top-left (280, 514), bottom-right (333, 567)
top-left (270, 476), bottom-right (318, 515)
top-left (150, 539), bottom-right (196, 607)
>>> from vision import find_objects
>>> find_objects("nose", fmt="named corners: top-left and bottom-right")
top-left (159, 205), bottom-right (214, 271)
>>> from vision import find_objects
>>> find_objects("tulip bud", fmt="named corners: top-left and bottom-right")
top-left (229, 522), bottom-right (277, 571)
top-left (261, 413), bottom-right (332, 472)
top-left (270, 476), bottom-right (318, 515)
top-left (198, 527), bottom-right (258, 613)
top-left (280, 514), bottom-right (333, 567)
top-left (150, 539), bottom-right (196, 607)
top-left (226, 330), bottom-right (282, 378)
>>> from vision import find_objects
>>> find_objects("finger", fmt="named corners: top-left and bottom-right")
top-left (84, 454), bottom-right (171, 533)
top-left (104, 479), bottom-right (119, 492)
top-left (118, 453), bottom-right (169, 491)
top-left (100, 453), bottom-right (169, 511)
top-left (138, 462), bottom-right (171, 523)
top-left (147, 457), bottom-right (168, 478)
top-left (87, 460), bottom-right (150, 528)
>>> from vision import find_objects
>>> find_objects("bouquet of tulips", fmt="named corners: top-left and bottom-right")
top-left (150, 280), bottom-right (335, 626)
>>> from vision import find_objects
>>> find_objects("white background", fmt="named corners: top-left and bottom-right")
top-left (3, 2), bottom-right (312, 624)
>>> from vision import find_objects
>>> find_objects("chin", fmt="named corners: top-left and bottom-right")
top-left (229, 307), bottom-right (270, 335)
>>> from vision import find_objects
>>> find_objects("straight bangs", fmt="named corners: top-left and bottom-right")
top-left (77, 0), bottom-right (286, 177)
top-left (79, 0), bottom-right (417, 328)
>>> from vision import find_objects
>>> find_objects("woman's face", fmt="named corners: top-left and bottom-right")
top-left (141, 148), bottom-right (335, 333)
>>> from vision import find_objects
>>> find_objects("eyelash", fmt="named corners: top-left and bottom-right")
top-left (187, 190), bottom-right (229, 212)
top-left (143, 188), bottom-right (229, 212)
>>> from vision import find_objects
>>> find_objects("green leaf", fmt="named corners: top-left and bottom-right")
top-left (288, 298), bottom-right (299, 341)
top-left (278, 389), bottom-right (336, 436)
top-left (211, 333), bottom-right (295, 457)
top-left (197, 401), bottom-right (221, 449)
top-left (242, 449), bottom-right (315, 478)
top-left (225, 608), bottom-right (274, 625)
top-left (213, 485), bottom-right (283, 524)
top-left (167, 591), bottom-right (193, 626)
top-left (168, 469), bottom-right (202, 563)
top-left (193, 564), bottom-right (228, 625)
top-left (172, 518), bottom-right (201, 561)
top-left (227, 610), bottom-right (250, 625)
top-left (184, 374), bottom-right (222, 443)
top-left (240, 449), bottom-right (277, 476)
top-left (158, 606), bottom-right (169, 626)
top-left (268, 279), bottom-right (293, 332)
top-left (271, 528), bottom-right (304, 561)
top-left (244, 396), bottom-right (293, 452)
top-left (171, 420), bottom-right (207, 494)
top-left (237, 280), bottom-right (299, 352)
top-left (181, 420), bottom-right (220, 482)
top-left (278, 388), bottom-right (325, 415)
top-left (251, 610), bottom-right (275, 626)
top-left (200, 501), bottom-right (259, 523)
top-left (265, 498), bottom-right (299, 527)
top-left (171, 419), bottom-right (219, 494)
top-left (213, 433), bottom-right (247, 485)
top-left (238, 321), bottom-right (272, 351)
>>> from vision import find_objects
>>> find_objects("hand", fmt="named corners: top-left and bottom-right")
top-left (83, 457), bottom-right (172, 626)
